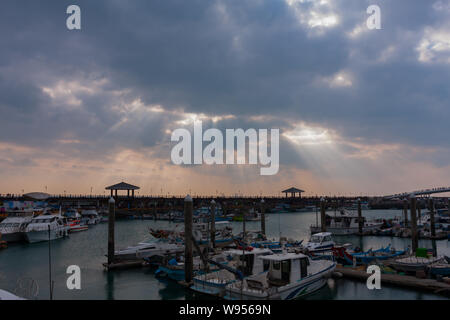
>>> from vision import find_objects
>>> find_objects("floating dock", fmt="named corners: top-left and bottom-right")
top-left (336, 266), bottom-right (450, 295)
top-left (103, 260), bottom-right (145, 270)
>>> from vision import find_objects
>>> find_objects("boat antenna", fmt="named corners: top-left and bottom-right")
top-left (48, 225), bottom-right (53, 300)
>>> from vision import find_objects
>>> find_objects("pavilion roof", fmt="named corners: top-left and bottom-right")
top-left (105, 182), bottom-right (140, 190)
top-left (282, 187), bottom-right (304, 193)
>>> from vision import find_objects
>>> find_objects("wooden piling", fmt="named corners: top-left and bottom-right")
top-left (260, 199), bottom-right (266, 236)
top-left (210, 199), bottom-right (216, 249)
top-left (417, 201), bottom-right (421, 221)
top-left (184, 195), bottom-right (193, 284)
top-left (428, 198), bottom-right (436, 238)
top-left (357, 198), bottom-right (363, 235)
top-left (108, 197), bottom-right (116, 266)
top-left (403, 199), bottom-right (408, 227)
top-left (409, 195), bottom-right (418, 253)
top-left (320, 197), bottom-right (326, 232)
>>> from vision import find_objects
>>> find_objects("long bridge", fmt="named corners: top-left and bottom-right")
top-left (383, 186), bottom-right (450, 200)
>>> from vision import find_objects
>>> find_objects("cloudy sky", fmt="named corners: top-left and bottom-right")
top-left (1, 0), bottom-right (449, 197)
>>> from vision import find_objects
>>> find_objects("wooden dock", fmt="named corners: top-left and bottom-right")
top-left (336, 266), bottom-right (450, 295)
top-left (103, 260), bottom-right (145, 270)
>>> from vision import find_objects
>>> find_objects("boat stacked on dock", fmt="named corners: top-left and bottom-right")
top-left (115, 236), bottom-right (184, 262)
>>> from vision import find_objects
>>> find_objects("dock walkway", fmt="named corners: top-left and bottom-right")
top-left (336, 266), bottom-right (450, 296)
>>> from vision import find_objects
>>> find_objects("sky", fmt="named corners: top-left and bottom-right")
top-left (0, 0), bottom-right (449, 197)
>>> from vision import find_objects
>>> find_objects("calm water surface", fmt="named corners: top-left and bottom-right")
top-left (0, 209), bottom-right (449, 300)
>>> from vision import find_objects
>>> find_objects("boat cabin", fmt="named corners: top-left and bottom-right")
top-left (224, 248), bottom-right (272, 276)
top-left (327, 212), bottom-right (362, 228)
top-left (260, 253), bottom-right (309, 286)
top-left (309, 232), bottom-right (332, 243)
top-left (305, 232), bottom-right (334, 251)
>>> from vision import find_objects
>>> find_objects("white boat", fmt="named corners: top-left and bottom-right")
top-left (191, 248), bottom-right (273, 297)
top-left (80, 209), bottom-right (100, 225)
top-left (389, 256), bottom-right (445, 273)
top-left (303, 232), bottom-right (335, 253)
top-left (114, 236), bottom-right (184, 261)
top-left (192, 221), bottom-right (234, 247)
top-left (0, 210), bottom-right (35, 242)
top-left (224, 253), bottom-right (336, 300)
top-left (310, 210), bottom-right (382, 235)
top-left (24, 214), bottom-right (69, 243)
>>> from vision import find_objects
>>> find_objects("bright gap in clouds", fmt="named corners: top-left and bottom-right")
top-left (283, 123), bottom-right (333, 145)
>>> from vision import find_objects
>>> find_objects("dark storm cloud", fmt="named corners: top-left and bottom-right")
top-left (0, 0), bottom-right (449, 168)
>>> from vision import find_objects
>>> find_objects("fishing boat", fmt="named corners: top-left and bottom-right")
top-left (149, 222), bottom-right (234, 247)
top-left (427, 262), bottom-right (450, 276)
top-left (67, 220), bottom-right (88, 233)
top-left (388, 256), bottom-right (445, 273)
top-left (350, 245), bottom-right (407, 264)
top-left (192, 221), bottom-right (234, 247)
top-left (310, 210), bottom-right (383, 235)
top-left (24, 213), bottom-right (69, 243)
top-left (155, 256), bottom-right (212, 281)
top-left (303, 232), bottom-right (334, 253)
top-left (224, 253), bottom-right (335, 300)
top-left (191, 248), bottom-right (273, 297)
top-left (332, 245), bottom-right (406, 265)
top-left (0, 210), bottom-right (35, 242)
top-left (80, 208), bottom-right (101, 225)
top-left (115, 236), bottom-right (184, 261)
top-left (63, 208), bottom-right (88, 232)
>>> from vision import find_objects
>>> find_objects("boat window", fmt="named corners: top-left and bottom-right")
top-left (273, 261), bottom-right (280, 270)
top-left (324, 236), bottom-right (332, 242)
top-left (263, 260), bottom-right (270, 271)
top-left (281, 260), bottom-right (290, 282)
top-left (300, 258), bottom-right (308, 278)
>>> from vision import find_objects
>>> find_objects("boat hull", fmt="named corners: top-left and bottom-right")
top-left (224, 263), bottom-right (335, 300)
top-left (115, 247), bottom-right (184, 261)
top-left (191, 278), bottom-right (231, 297)
top-left (224, 276), bottom-right (328, 300)
top-left (310, 224), bottom-right (381, 235)
top-left (0, 232), bottom-right (25, 243)
top-left (25, 229), bottom-right (68, 243)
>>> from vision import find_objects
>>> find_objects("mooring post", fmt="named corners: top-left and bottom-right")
top-left (403, 199), bottom-right (408, 227)
top-left (210, 200), bottom-right (216, 249)
top-left (417, 200), bottom-right (421, 222)
top-left (357, 198), bottom-right (363, 235)
top-left (428, 198), bottom-right (436, 239)
top-left (184, 194), bottom-right (193, 284)
top-left (409, 195), bottom-right (418, 254)
top-left (153, 201), bottom-right (157, 221)
top-left (320, 197), bottom-right (326, 232)
top-left (260, 199), bottom-right (266, 236)
top-left (108, 197), bottom-right (116, 266)
top-left (243, 203), bottom-right (246, 237)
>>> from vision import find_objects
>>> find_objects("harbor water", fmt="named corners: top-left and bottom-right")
top-left (0, 209), bottom-right (449, 300)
